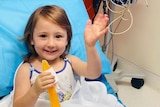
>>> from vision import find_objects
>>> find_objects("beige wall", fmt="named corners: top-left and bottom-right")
top-left (100, 0), bottom-right (160, 76)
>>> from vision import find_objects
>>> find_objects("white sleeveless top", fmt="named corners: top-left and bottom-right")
top-left (29, 58), bottom-right (77, 102)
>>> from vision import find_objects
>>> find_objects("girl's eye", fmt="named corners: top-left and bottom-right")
top-left (55, 35), bottom-right (62, 38)
top-left (40, 34), bottom-right (46, 38)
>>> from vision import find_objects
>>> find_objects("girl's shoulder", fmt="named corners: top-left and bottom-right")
top-left (19, 62), bottom-right (30, 70)
top-left (65, 54), bottom-right (77, 61)
top-left (15, 62), bottom-right (31, 80)
top-left (65, 54), bottom-right (82, 64)
top-left (16, 61), bottom-right (32, 74)
top-left (66, 54), bottom-right (79, 58)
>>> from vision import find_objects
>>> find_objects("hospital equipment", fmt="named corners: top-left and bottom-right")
top-left (100, 0), bottom-right (146, 93)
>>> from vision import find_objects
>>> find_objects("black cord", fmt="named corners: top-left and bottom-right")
top-left (103, 0), bottom-right (107, 14)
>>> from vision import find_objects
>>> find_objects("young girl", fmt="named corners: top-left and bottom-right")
top-left (13, 5), bottom-right (109, 107)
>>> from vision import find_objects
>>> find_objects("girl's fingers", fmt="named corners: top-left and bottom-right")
top-left (42, 79), bottom-right (55, 88)
top-left (42, 73), bottom-right (54, 81)
top-left (93, 14), bottom-right (108, 30)
top-left (39, 72), bottom-right (55, 86)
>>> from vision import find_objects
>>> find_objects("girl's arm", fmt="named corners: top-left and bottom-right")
top-left (69, 14), bottom-right (109, 79)
top-left (13, 63), bottom-right (39, 107)
top-left (13, 63), bottom-right (55, 107)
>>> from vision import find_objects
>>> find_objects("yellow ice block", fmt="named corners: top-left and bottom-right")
top-left (42, 60), bottom-right (61, 107)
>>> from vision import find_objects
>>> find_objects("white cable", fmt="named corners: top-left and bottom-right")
top-left (108, 9), bottom-right (133, 35)
top-left (106, 0), bottom-right (133, 35)
top-left (144, 0), bottom-right (149, 7)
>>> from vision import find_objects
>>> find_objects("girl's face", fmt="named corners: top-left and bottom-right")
top-left (31, 17), bottom-right (68, 62)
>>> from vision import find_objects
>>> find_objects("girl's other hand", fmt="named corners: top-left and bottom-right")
top-left (32, 72), bottom-right (56, 94)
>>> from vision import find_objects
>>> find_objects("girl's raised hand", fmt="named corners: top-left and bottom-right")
top-left (84, 14), bottom-right (109, 47)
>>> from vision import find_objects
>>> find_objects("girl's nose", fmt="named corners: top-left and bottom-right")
top-left (47, 37), bottom-right (56, 48)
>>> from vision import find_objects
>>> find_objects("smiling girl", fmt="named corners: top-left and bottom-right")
top-left (13, 5), bottom-right (109, 107)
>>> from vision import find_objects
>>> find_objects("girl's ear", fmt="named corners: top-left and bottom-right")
top-left (65, 41), bottom-right (68, 46)
top-left (65, 38), bottom-right (68, 46)
top-left (30, 39), bottom-right (34, 45)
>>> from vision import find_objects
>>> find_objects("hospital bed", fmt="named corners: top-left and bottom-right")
top-left (0, 0), bottom-right (124, 106)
